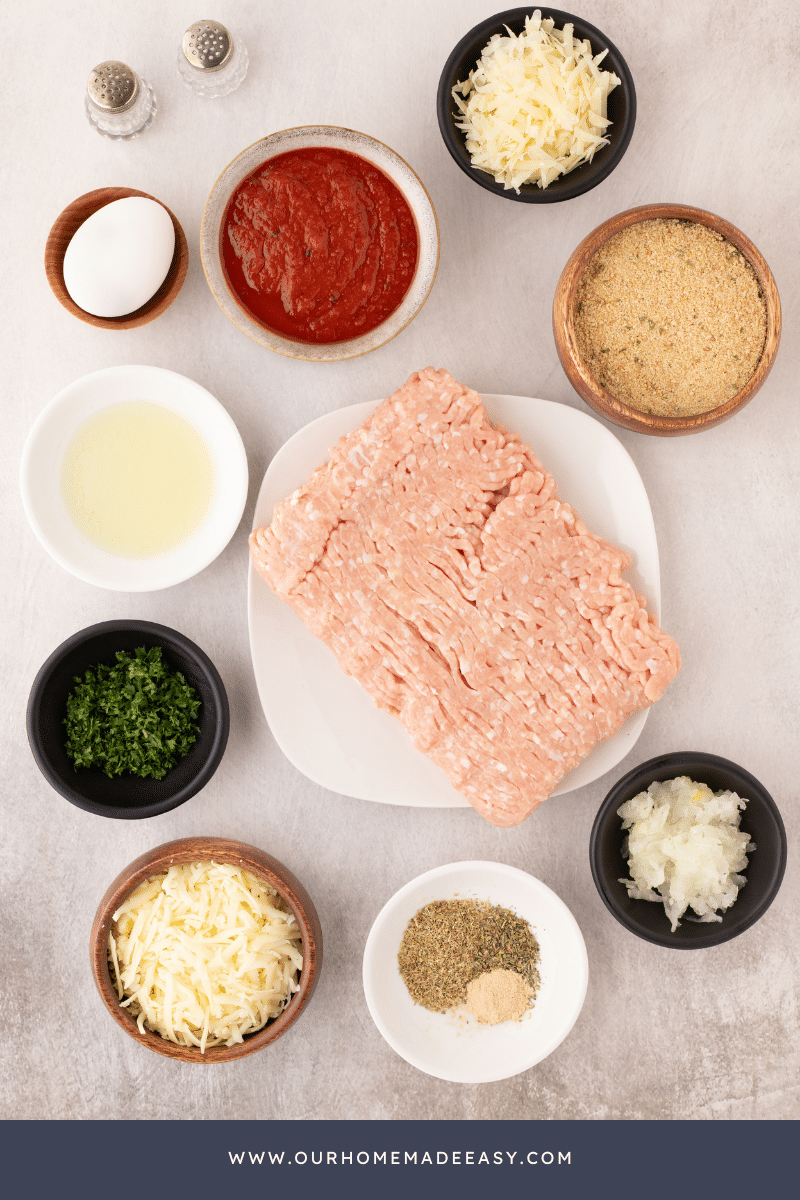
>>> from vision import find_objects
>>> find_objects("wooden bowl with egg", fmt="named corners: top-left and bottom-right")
top-left (45, 187), bottom-right (188, 329)
top-left (90, 837), bottom-right (323, 1062)
top-left (553, 203), bottom-right (781, 434)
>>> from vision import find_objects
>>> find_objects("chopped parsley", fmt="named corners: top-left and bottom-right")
top-left (63, 647), bottom-right (201, 779)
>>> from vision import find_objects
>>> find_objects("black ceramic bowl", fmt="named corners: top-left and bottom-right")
top-left (27, 620), bottom-right (229, 819)
top-left (590, 753), bottom-right (787, 949)
top-left (437, 8), bottom-right (636, 203)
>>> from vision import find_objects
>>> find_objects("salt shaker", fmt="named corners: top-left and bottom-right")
top-left (85, 61), bottom-right (157, 140)
top-left (177, 20), bottom-right (248, 97)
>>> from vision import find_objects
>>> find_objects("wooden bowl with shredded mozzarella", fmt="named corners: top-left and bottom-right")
top-left (90, 837), bottom-right (323, 1061)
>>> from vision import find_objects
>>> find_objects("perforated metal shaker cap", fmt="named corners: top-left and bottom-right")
top-left (87, 61), bottom-right (139, 112)
top-left (182, 21), bottom-right (233, 71)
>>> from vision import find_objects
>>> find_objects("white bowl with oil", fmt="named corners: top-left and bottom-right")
top-left (20, 365), bottom-right (248, 591)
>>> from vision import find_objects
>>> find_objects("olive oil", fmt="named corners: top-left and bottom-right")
top-left (61, 401), bottom-right (214, 558)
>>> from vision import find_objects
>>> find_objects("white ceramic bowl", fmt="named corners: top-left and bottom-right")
top-left (362, 861), bottom-right (589, 1083)
top-left (200, 126), bottom-right (440, 361)
top-left (20, 365), bottom-right (248, 592)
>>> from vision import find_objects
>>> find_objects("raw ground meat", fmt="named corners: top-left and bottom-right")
top-left (250, 368), bottom-right (680, 827)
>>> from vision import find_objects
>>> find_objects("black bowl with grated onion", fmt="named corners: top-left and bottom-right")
top-left (590, 752), bottom-right (787, 949)
top-left (436, 7), bottom-right (636, 204)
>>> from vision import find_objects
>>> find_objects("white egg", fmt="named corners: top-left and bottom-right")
top-left (62, 197), bottom-right (176, 318)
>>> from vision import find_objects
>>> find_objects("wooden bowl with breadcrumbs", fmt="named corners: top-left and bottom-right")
top-left (553, 204), bottom-right (781, 435)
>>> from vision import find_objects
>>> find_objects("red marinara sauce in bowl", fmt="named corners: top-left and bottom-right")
top-left (201, 128), bottom-right (439, 361)
top-left (223, 147), bottom-right (419, 344)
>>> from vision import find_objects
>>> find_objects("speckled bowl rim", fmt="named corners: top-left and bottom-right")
top-left (589, 752), bottom-right (788, 948)
top-left (200, 127), bottom-right (440, 361)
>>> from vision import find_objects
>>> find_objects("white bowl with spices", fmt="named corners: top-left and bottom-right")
top-left (553, 204), bottom-right (781, 435)
top-left (362, 861), bottom-right (588, 1083)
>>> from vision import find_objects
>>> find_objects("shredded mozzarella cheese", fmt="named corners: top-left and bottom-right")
top-left (109, 861), bottom-right (303, 1052)
top-left (452, 10), bottom-right (620, 191)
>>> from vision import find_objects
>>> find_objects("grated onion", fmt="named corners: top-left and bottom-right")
top-left (618, 776), bottom-right (754, 931)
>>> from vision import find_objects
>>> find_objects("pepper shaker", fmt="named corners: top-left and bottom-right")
top-left (177, 20), bottom-right (248, 96)
top-left (85, 61), bottom-right (157, 140)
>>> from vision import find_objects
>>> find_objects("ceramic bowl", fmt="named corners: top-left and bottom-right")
top-left (90, 837), bottom-right (323, 1061)
top-left (45, 187), bottom-right (188, 329)
top-left (437, 8), bottom-right (636, 203)
top-left (590, 752), bottom-right (787, 948)
top-left (362, 861), bottom-right (588, 1082)
top-left (27, 620), bottom-right (229, 819)
top-left (553, 203), bottom-right (782, 434)
top-left (200, 126), bottom-right (439, 361)
top-left (20, 364), bottom-right (248, 592)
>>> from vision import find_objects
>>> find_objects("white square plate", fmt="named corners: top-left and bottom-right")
top-left (247, 394), bottom-right (660, 807)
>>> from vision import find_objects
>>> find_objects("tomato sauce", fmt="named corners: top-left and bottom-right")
top-left (221, 147), bottom-right (419, 344)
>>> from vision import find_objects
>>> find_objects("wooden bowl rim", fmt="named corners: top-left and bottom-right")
top-left (45, 187), bottom-right (189, 330)
top-left (90, 837), bottom-right (322, 1062)
top-left (552, 203), bottom-right (782, 436)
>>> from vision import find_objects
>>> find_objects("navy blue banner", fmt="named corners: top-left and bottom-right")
top-left (1, 1119), bottom-right (794, 1199)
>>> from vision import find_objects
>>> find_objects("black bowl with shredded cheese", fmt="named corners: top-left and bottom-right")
top-left (27, 619), bottom-right (229, 819)
top-left (437, 7), bottom-right (636, 203)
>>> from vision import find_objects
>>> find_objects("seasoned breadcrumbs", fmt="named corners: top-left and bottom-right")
top-left (573, 219), bottom-right (767, 417)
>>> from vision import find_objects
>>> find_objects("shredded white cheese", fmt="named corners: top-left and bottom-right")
top-left (452, 10), bottom-right (620, 191)
top-left (109, 861), bottom-right (303, 1052)
top-left (618, 777), bottom-right (753, 931)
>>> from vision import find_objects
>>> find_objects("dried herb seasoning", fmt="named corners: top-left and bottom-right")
top-left (397, 899), bottom-right (541, 1013)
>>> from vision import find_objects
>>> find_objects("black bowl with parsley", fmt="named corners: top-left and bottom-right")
top-left (27, 621), bottom-right (229, 818)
